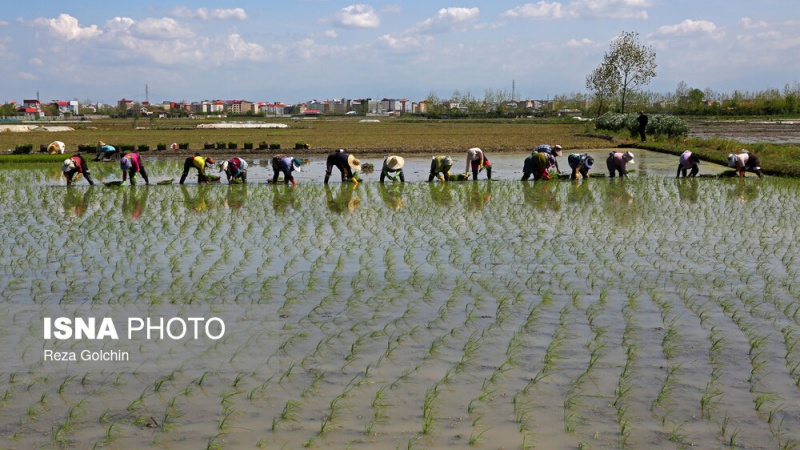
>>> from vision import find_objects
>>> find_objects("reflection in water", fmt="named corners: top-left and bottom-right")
top-left (181, 185), bottom-right (211, 212)
top-left (677, 178), bottom-right (699, 204)
top-left (272, 184), bottom-right (301, 213)
top-left (730, 178), bottom-right (760, 203)
top-left (521, 181), bottom-right (560, 211)
top-left (122, 188), bottom-right (148, 220)
top-left (61, 187), bottom-right (94, 216)
top-left (224, 185), bottom-right (247, 210)
top-left (566, 178), bottom-right (593, 205)
top-left (606, 178), bottom-right (634, 206)
top-left (378, 183), bottom-right (404, 210)
top-left (325, 184), bottom-right (360, 213)
top-left (429, 183), bottom-right (454, 207)
top-left (467, 181), bottom-right (491, 212)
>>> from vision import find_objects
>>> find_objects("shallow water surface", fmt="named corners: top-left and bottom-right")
top-left (0, 159), bottom-right (797, 449)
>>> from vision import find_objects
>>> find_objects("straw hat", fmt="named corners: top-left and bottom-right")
top-left (386, 156), bottom-right (405, 170)
top-left (584, 156), bottom-right (594, 169)
top-left (220, 161), bottom-right (229, 173)
top-left (553, 145), bottom-right (563, 156)
top-left (348, 154), bottom-right (362, 171)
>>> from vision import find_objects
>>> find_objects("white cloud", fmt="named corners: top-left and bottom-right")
top-left (170, 7), bottom-right (247, 21)
top-left (502, 2), bottom-right (566, 19)
top-left (333, 4), bottom-right (380, 29)
top-left (503, 0), bottom-right (651, 20)
top-left (416, 7), bottom-right (480, 33)
top-left (18, 71), bottom-right (38, 80)
top-left (739, 17), bottom-right (767, 29)
top-left (657, 19), bottom-right (724, 41)
top-left (131, 17), bottom-right (194, 40)
top-left (30, 13), bottom-right (103, 41)
top-left (378, 33), bottom-right (432, 51)
top-left (566, 38), bottom-right (595, 47)
top-left (28, 57), bottom-right (43, 66)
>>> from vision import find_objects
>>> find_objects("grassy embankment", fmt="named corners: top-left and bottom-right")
top-left (0, 117), bottom-right (608, 159)
top-left (2, 116), bottom-right (800, 176)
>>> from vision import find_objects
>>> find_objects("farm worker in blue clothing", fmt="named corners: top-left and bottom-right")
top-left (727, 150), bottom-right (763, 178)
top-left (271, 155), bottom-right (302, 185)
top-left (676, 151), bottom-right (701, 178)
top-left (465, 147), bottom-right (492, 180)
top-left (428, 155), bottom-right (453, 182)
top-left (606, 151), bottom-right (634, 178)
top-left (324, 149), bottom-right (361, 184)
top-left (522, 150), bottom-right (555, 180)
top-left (380, 155), bottom-right (405, 183)
top-left (220, 157), bottom-right (248, 184)
top-left (62, 155), bottom-right (95, 186)
top-left (535, 144), bottom-right (563, 173)
top-left (180, 154), bottom-right (215, 184)
top-left (95, 141), bottom-right (117, 160)
top-left (120, 153), bottom-right (150, 185)
top-left (567, 153), bottom-right (594, 180)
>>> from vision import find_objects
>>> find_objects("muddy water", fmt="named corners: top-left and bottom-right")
top-left (1, 151), bottom-right (798, 449)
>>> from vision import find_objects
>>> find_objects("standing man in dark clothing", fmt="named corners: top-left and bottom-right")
top-left (637, 111), bottom-right (648, 142)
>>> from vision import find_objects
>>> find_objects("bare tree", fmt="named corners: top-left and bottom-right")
top-left (597, 31), bottom-right (657, 113)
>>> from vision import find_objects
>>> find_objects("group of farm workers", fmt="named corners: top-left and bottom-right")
top-left (58, 141), bottom-right (764, 186)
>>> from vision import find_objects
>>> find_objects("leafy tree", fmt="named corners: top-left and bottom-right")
top-left (0, 103), bottom-right (18, 116)
top-left (585, 62), bottom-right (619, 116)
top-left (595, 30), bottom-right (657, 113)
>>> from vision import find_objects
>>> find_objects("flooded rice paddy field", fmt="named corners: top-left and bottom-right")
top-left (1, 150), bottom-right (799, 449)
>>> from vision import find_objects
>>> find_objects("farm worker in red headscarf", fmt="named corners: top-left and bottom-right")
top-left (465, 147), bottom-right (492, 180)
top-left (180, 154), bottom-right (215, 184)
top-left (61, 155), bottom-right (95, 186)
top-left (727, 150), bottom-right (762, 178)
top-left (677, 151), bottom-right (701, 178)
top-left (120, 153), bottom-right (150, 185)
top-left (606, 151), bottom-right (634, 178)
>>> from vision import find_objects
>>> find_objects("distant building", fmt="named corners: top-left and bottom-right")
top-left (117, 98), bottom-right (135, 111)
top-left (18, 99), bottom-right (43, 119)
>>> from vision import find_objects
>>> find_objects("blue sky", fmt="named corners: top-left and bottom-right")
top-left (1, 1), bottom-right (798, 105)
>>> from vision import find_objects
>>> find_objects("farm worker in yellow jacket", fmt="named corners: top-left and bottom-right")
top-left (428, 156), bottom-right (453, 182)
top-left (180, 154), bottom-right (215, 184)
top-left (465, 147), bottom-right (492, 180)
top-left (61, 155), bottom-right (95, 186)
